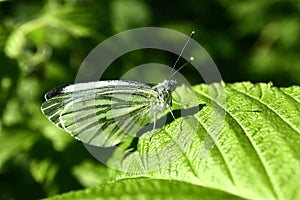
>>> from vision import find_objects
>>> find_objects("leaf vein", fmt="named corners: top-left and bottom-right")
top-left (195, 88), bottom-right (279, 199)
top-left (231, 87), bottom-right (300, 134)
top-left (194, 115), bottom-right (237, 188)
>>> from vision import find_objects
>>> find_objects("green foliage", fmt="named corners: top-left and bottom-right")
top-left (42, 82), bottom-right (300, 200)
top-left (47, 178), bottom-right (244, 200)
top-left (0, 0), bottom-right (299, 199)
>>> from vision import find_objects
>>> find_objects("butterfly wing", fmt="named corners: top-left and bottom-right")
top-left (41, 80), bottom-right (159, 147)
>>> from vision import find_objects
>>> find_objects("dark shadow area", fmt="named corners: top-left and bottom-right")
top-left (85, 104), bottom-right (205, 164)
top-left (123, 104), bottom-right (206, 160)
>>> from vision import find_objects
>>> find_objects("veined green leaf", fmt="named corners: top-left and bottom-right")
top-left (111, 82), bottom-right (300, 200)
top-left (46, 178), bottom-right (243, 200)
top-left (43, 82), bottom-right (300, 200)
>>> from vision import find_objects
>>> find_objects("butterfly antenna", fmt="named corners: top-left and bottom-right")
top-left (170, 57), bottom-right (194, 78)
top-left (169, 31), bottom-right (195, 79)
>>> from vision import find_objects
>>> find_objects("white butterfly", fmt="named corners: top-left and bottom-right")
top-left (41, 31), bottom-right (194, 147)
top-left (41, 79), bottom-right (176, 147)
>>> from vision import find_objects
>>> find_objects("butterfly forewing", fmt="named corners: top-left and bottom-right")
top-left (41, 80), bottom-right (162, 147)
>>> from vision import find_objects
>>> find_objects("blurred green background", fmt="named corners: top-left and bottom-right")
top-left (0, 0), bottom-right (299, 199)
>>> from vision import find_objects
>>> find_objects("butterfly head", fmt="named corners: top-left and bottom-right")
top-left (164, 80), bottom-right (177, 91)
top-left (154, 80), bottom-right (177, 93)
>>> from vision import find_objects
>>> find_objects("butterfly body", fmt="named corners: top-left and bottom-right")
top-left (41, 80), bottom-right (177, 147)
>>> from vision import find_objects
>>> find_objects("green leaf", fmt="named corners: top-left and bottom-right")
top-left (46, 178), bottom-right (243, 200)
top-left (43, 82), bottom-right (300, 200)
top-left (72, 161), bottom-right (109, 187)
top-left (108, 82), bottom-right (300, 200)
